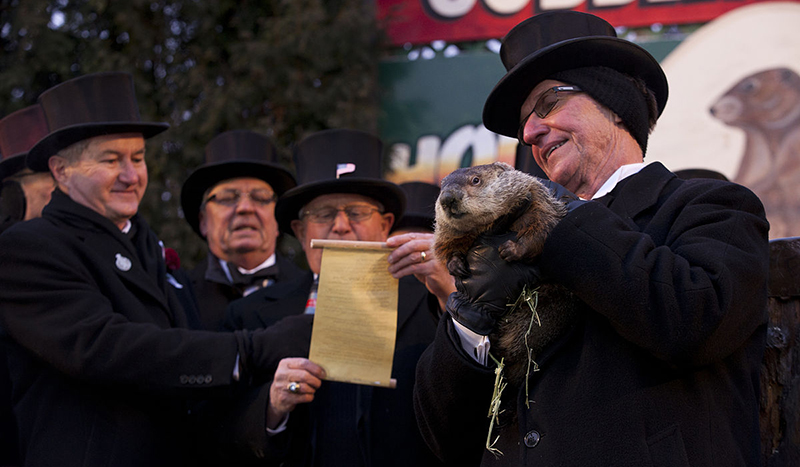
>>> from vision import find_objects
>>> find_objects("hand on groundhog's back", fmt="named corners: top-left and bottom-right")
top-left (447, 233), bottom-right (543, 335)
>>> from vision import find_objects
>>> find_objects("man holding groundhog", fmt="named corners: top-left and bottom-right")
top-left (413, 11), bottom-right (769, 467)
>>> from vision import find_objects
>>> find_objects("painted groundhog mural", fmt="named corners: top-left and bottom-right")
top-left (709, 67), bottom-right (800, 239)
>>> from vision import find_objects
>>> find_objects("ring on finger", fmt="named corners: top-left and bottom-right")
top-left (287, 381), bottom-right (301, 394)
top-left (420, 251), bottom-right (427, 263)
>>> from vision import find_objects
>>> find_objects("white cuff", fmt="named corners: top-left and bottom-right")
top-left (452, 319), bottom-right (491, 365)
top-left (266, 413), bottom-right (290, 435)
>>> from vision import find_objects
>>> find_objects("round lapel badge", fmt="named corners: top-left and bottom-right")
top-left (115, 253), bottom-right (132, 272)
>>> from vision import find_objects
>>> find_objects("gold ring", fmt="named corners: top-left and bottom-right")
top-left (287, 381), bottom-right (300, 394)
top-left (420, 251), bottom-right (427, 262)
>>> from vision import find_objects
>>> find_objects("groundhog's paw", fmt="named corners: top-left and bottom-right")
top-left (447, 254), bottom-right (470, 278)
top-left (498, 240), bottom-right (523, 262)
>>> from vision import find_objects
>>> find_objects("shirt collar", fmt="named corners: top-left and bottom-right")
top-left (591, 162), bottom-right (648, 200)
top-left (219, 253), bottom-right (277, 282)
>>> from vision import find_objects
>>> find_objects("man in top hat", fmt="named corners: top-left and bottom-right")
top-left (389, 181), bottom-right (440, 236)
top-left (0, 103), bottom-right (53, 467)
top-left (414, 11), bottom-right (769, 466)
top-left (225, 129), bottom-right (453, 466)
top-left (181, 129), bottom-right (307, 331)
top-left (0, 72), bottom-right (314, 466)
top-left (0, 104), bottom-right (54, 234)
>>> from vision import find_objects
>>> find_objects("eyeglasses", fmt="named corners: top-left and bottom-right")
top-left (300, 205), bottom-right (383, 224)
top-left (204, 189), bottom-right (277, 207)
top-left (517, 85), bottom-right (582, 145)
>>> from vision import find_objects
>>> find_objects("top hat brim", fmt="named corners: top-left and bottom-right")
top-left (483, 36), bottom-right (668, 138)
top-left (26, 122), bottom-right (170, 172)
top-left (0, 154), bottom-right (27, 180)
top-left (181, 161), bottom-right (297, 237)
top-left (276, 178), bottom-right (406, 235)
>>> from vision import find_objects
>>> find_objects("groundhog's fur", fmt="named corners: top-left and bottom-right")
top-left (435, 162), bottom-right (564, 275)
top-left (434, 161), bottom-right (580, 386)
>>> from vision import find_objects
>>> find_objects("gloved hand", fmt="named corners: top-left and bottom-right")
top-left (447, 233), bottom-right (542, 335)
top-left (537, 178), bottom-right (587, 213)
top-left (234, 313), bottom-right (314, 383)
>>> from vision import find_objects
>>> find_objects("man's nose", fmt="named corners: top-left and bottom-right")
top-left (234, 193), bottom-right (257, 213)
top-left (330, 210), bottom-right (352, 234)
top-left (520, 116), bottom-right (549, 147)
top-left (118, 159), bottom-right (140, 184)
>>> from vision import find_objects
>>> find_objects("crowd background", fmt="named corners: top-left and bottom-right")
top-left (0, 0), bottom-right (384, 268)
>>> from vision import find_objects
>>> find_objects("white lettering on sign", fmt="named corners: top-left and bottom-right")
top-left (426, 0), bottom-right (477, 18)
top-left (387, 124), bottom-right (517, 184)
top-left (484, 0), bottom-right (530, 15)
top-left (422, 0), bottom-right (683, 20)
top-left (539, 0), bottom-right (582, 10)
top-left (591, 0), bottom-right (633, 7)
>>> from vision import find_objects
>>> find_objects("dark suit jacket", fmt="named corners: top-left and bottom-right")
top-left (0, 191), bottom-right (254, 467)
top-left (227, 273), bottom-right (444, 467)
top-left (0, 348), bottom-right (17, 466)
top-left (0, 218), bottom-right (19, 466)
top-left (414, 162), bottom-right (770, 467)
top-left (190, 254), bottom-right (309, 331)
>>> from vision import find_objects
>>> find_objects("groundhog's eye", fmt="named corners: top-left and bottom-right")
top-left (471, 176), bottom-right (481, 185)
top-left (739, 79), bottom-right (758, 94)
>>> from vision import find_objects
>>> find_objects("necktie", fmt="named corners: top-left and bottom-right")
top-left (304, 276), bottom-right (319, 314)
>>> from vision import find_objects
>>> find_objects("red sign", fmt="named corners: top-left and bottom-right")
top-left (378, 0), bottom-right (780, 45)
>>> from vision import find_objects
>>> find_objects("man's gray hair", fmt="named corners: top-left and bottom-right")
top-left (55, 139), bottom-right (91, 164)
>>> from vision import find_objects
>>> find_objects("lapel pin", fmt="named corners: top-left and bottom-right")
top-left (115, 253), bottom-right (132, 272)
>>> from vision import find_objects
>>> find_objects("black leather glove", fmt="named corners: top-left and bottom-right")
top-left (537, 178), bottom-right (587, 213)
top-left (447, 233), bottom-right (542, 335)
top-left (234, 313), bottom-right (314, 383)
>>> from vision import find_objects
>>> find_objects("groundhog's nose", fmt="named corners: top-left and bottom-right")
top-left (439, 191), bottom-right (460, 213)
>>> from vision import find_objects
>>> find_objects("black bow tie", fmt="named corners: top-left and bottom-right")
top-left (226, 262), bottom-right (279, 289)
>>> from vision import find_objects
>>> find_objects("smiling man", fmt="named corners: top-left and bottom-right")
top-left (0, 73), bottom-right (314, 466)
top-left (414, 11), bottom-right (770, 467)
top-left (181, 130), bottom-right (301, 331)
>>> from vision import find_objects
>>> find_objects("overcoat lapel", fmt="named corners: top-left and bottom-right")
top-left (46, 190), bottom-right (173, 316)
top-left (599, 162), bottom-right (675, 220)
top-left (88, 228), bottom-right (172, 313)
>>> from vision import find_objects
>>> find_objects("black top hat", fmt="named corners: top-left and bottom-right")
top-left (26, 72), bottom-right (169, 172)
top-left (180, 130), bottom-right (297, 237)
top-left (392, 181), bottom-right (440, 233)
top-left (483, 11), bottom-right (668, 139)
top-left (275, 129), bottom-right (405, 234)
top-left (0, 104), bottom-right (49, 180)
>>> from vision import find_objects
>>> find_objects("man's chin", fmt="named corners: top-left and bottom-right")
top-left (228, 237), bottom-right (267, 253)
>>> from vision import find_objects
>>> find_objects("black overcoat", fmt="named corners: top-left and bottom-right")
top-left (227, 273), bottom-right (444, 467)
top-left (0, 191), bottom-right (298, 466)
top-left (414, 162), bottom-right (770, 467)
top-left (190, 253), bottom-right (309, 331)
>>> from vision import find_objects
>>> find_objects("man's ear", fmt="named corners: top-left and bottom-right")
top-left (198, 210), bottom-right (208, 238)
top-left (48, 156), bottom-right (68, 187)
top-left (291, 219), bottom-right (306, 244)
top-left (380, 212), bottom-right (395, 238)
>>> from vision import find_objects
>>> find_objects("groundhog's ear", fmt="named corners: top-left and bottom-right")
top-left (495, 161), bottom-right (513, 171)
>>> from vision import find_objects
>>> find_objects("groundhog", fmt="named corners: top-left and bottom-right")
top-left (434, 161), bottom-right (580, 386)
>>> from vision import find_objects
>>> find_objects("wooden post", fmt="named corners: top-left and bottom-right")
top-left (760, 237), bottom-right (800, 466)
